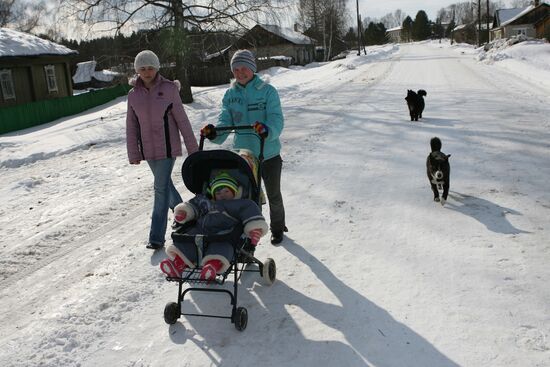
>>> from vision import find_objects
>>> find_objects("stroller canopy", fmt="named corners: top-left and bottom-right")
top-left (181, 149), bottom-right (259, 202)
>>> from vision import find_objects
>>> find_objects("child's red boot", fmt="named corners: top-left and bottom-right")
top-left (200, 259), bottom-right (223, 282)
top-left (160, 255), bottom-right (187, 278)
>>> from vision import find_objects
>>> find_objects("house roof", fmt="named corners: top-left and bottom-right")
top-left (72, 60), bottom-right (120, 84)
top-left (495, 7), bottom-right (530, 26)
top-left (386, 26), bottom-right (402, 32)
top-left (453, 24), bottom-right (468, 32)
top-left (203, 45), bottom-right (232, 61)
top-left (453, 21), bottom-right (491, 32)
top-left (501, 5), bottom-right (535, 26)
top-left (256, 24), bottom-right (314, 45)
top-left (0, 28), bottom-right (77, 58)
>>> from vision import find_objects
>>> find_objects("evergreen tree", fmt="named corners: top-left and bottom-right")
top-left (364, 22), bottom-right (387, 45)
top-left (433, 21), bottom-right (445, 39)
top-left (412, 10), bottom-right (431, 41)
top-left (402, 16), bottom-right (413, 42)
top-left (343, 26), bottom-right (357, 46)
top-left (446, 19), bottom-right (456, 39)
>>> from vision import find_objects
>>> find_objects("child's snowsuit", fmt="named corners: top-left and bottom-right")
top-left (166, 194), bottom-right (267, 273)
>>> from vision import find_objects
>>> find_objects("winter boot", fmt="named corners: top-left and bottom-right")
top-left (270, 226), bottom-right (288, 245)
top-left (160, 255), bottom-right (187, 278)
top-left (200, 259), bottom-right (223, 282)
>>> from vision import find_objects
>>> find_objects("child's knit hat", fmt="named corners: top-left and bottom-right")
top-left (134, 50), bottom-right (160, 72)
top-left (209, 172), bottom-right (239, 197)
top-left (230, 49), bottom-right (257, 73)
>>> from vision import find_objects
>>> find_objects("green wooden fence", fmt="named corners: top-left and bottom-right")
top-left (0, 84), bottom-right (131, 135)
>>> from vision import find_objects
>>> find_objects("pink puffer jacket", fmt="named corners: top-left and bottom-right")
top-left (126, 74), bottom-right (198, 163)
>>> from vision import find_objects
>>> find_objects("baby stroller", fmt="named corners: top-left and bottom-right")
top-left (163, 125), bottom-right (277, 331)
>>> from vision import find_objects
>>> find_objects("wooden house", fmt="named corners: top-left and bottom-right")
top-left (452, 22), bottom-right (491, 44)
top-left (0, 28), bottom-right (77, 108)
top-left (386, 26), bottom-right (403, 43)
top-left (490, 1), bottom-right (549, 40)
top-left (234, 24), bottom-right (315, 65)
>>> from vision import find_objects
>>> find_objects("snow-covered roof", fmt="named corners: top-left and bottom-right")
top-left (257, 24), bottom-right (314, 45)
top-left (495, 7), bottom-right (530, 26)
top-left (203, 45), bottom-right (232, 61)
top-left (72, 60), bottom-right (121, 84)
top-left (500, 5), bottom-right (535, 27)
top-left (453, 24), bottom-right (468, 32)
top-left (0, 27), bottom-right (77, 58)
top-left (453, 22), bottom-right (490, 32)
top-left (386, 26), bottom-right (402, 32)
top-left (73, 61), bottom-right (96, 83)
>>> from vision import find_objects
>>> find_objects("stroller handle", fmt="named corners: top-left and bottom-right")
top-left (199, 125), bottom-right (265, 163)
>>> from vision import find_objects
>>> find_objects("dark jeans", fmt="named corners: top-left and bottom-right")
top-left (261, 155), bottom-right (286, 234)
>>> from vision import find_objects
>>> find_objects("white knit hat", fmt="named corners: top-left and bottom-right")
top-left (230, 49), bottom-right (257, 73)
top-left (134, 50), bottom-right (160, 72)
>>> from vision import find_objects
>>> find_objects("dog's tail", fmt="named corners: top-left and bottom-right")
top-left (430, 136), bottom-right (441, 152)
top-left (418, 89), bottom-right (427, 97)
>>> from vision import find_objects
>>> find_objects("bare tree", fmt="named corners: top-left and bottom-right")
top-left (299, 0), bottom-right (348, 61)
top-left (380, 9), bottom-right (407, 29)
top-left (62, 0), bottom-right (287, 103)
top-left (510, 0), bottom-right (533, 7)
top-left (436, 7), bottom-right (451, 23)
top-left (1, 0), bottom-right (46, 32)
top-left (393, 9), bottom-right (406, 27)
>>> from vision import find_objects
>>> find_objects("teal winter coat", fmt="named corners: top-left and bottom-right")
top-left (214, 75), bottom-right (284, 160)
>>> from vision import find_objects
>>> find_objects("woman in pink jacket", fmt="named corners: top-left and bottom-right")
top-left (126, 50), bottom-right (198, 250)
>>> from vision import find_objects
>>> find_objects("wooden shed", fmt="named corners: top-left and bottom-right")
top-left (234, 24), bottom-right (315, 65)
top-left (0, 28), bottom-right (77, 108)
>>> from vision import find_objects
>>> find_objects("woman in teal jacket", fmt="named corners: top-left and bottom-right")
top-left (201, 49), bottom-right (287, 244)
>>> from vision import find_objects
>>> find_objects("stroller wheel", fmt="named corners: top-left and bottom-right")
top-left (261, 258), bottom-right (277, 285)
top-left (164, 302), bottom-right (180, 325)
top-left (234, 307), bottom-right (248, 331)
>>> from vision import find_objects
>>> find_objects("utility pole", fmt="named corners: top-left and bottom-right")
top-left (477, 0), bottom-right (482, 47)
top-left (356, 0), bottom-right (361, 55)
top-left (486, 0), bottom-right (490, 44)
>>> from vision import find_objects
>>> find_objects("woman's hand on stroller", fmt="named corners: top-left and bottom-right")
top-left (253, 122), bottom-right (268, 138)
top-left (248, 229), bottom-right (263, 246)
top-left (200, 124), bottom-right (217, 140)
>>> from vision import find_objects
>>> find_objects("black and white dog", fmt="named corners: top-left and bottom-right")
top-left (426, 137), bottom-right (451, 205)
top-left (405, 89), bottom-right (427, 121)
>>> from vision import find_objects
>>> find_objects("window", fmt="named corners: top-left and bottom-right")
top-left (44, 65), bottom-right (58, 93)
top-left (0, 69), bottom-right (16, 100)
top-left (515, 28), bottom-right (527, 36)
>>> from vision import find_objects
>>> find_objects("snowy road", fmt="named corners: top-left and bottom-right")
top-left (1, 41), bottom-right (549, 366)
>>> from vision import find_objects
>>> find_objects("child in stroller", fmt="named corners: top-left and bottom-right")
top-left (161, 126), bottom-right (276, 330)
top-left (160, 171), bottom-right (268, 281)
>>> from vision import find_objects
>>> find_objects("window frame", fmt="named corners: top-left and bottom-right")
top-left (515, 27), bottom-right (527, 36)
top-left (44, 64), bottom-right (58, 93)
top-left (0, 69), bottom-right (16, 100)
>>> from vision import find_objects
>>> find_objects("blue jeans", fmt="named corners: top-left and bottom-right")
top-left (147, 158), bottom-right (182, 245)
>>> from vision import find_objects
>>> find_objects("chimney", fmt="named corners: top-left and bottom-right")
top-left (534, 0), bottom-right (540, 6)
top-left (294, 23), bottom-right (299, 32)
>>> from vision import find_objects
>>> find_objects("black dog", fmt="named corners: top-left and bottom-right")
top-left (405, 89), bottom-right (427, 121)
top-left (426, 137), bottom-right (451, 205)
